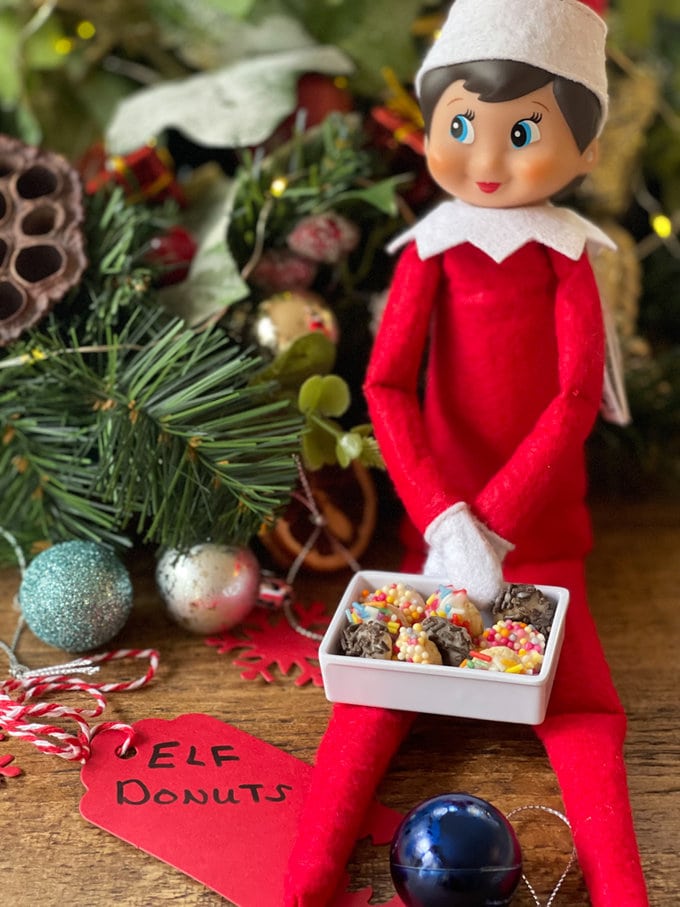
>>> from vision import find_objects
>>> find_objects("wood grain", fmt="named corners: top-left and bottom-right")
top-left (0, 495), bottom-right (676, 906)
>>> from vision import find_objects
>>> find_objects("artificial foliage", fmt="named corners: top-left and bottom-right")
top-left (164, 113), bottom-right (402, 469)
top-left (225, 114), bottom-right (405, 286)
top-left (0, 0), bottom-right (431, 158)
top-left (0, 186), bottom-right (303, 561)
top-left (588, 0), bottom-right (680, 490)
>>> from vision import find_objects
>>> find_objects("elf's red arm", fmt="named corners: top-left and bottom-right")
top-left (364, 242), bottom-right (605, 543)
top-left (473, 246), bottom-right (605, 539)
top-left (363, 242), bottom-right (451, 532)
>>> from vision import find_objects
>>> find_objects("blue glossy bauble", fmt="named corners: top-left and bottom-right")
top-left (390, 793), bottom-right (522, 907)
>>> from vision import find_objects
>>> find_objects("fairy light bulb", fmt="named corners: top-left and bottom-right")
top-left (270, 177), bottom-right (288, 197)
top-left (76, 20), bottom-right (96, 40)
top-left (651, 213), bottom-right (673, 239)
top-left (54, 37), bottom-right (74, 55)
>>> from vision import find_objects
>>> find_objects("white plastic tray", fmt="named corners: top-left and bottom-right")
top-left (319, 571), bottom-right (569, 725)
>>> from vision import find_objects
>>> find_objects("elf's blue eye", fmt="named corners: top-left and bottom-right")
top-left (511, 118), bottom-right (542, 148)
top-left (451, 114), bottom-right (475, 144)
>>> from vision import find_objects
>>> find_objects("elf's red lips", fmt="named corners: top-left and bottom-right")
top-left (477, 182), bottom-right (501, 193)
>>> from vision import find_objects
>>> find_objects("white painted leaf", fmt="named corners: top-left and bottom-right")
top-left (106, 45), bottom-right (354, 154)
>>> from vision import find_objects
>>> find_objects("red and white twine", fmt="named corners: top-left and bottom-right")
top-left (0, 528), bottom-right (159, 763)
top-left (0, 648), bottom-right (159, 763)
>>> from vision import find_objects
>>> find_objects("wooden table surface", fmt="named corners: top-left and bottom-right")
top-left (0, 494), bottom-right (677, 906)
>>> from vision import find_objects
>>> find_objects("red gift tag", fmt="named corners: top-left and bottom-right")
top-left (80, 713), bottom-right (401, 906)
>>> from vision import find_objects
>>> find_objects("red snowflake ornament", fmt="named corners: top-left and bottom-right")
top-left (206, 601), bottom-right (330, 686)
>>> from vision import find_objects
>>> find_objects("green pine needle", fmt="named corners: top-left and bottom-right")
top-left (0, 188), bottom-right (303, 557)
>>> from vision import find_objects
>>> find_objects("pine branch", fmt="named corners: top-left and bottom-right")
top-left (53, 185), bottom-right (173, 337)
top-left (0, 189), bottom-right (303, 555)
top-left (0, 374), bottom-right (128, 551)
top-left (11, 310), bottom-right (303, 550)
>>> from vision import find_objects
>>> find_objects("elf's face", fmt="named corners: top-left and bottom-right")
top-left (425, 80), bottom-right (598, 208)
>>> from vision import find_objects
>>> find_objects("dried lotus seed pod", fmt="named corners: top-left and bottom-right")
top-left (0, 135), bottom-right (87, 346)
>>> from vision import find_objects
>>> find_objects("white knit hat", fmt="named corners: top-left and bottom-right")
top-left (416, 0), bottom-right (608, 128)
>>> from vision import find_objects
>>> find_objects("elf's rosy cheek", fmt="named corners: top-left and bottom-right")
top-left (428, 147), bottom-right (460, 176)
top-left (516, 156), bottom-right (554, 185)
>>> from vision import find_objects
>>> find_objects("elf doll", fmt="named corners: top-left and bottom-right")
top-left (285, 1), bottom-right (649, 905)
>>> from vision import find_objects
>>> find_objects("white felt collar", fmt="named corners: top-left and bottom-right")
top-left (388, 199), bottom-right (616, 264)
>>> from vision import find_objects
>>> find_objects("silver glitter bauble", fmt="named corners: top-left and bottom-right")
top-left (156, 544), bottom-right (260, 634)
top-left (19, 541), bottom-right (133, 652)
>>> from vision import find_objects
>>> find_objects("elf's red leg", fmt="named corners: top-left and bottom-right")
top-left (285, 538), bottom-right (647, 906)
top-left (284, 702), bottom-right (415, 906)
top-left (507, 559), bottom-right (649, 907)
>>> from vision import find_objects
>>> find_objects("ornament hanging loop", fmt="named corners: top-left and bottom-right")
top-left (0, 618), bottom-right (101, 681)
top-left (11, 655), bottom-right (101, 682)
top-left (507, 804), bottom-right (577, 907)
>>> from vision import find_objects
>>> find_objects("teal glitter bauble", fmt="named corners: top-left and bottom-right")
top-left (19, 541), bottom-right (133, 652)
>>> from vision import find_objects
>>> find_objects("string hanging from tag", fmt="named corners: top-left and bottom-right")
top-left (0, 527), bottom-right (159, 763)
top-left (507, 804), bottom-right (577, 907)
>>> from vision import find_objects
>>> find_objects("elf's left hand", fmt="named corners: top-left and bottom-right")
top-left (423, 502), bottom-right (514, 607)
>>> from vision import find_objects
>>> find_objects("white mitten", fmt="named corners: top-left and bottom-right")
top-left (423, 503), bottom-right (511, 607)
top-left (474, 517), bottom-right (515, 562)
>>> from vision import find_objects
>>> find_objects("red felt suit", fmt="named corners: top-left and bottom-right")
top-left (284, 0), bottom-right (649, 899)
top-left (284, 226), bottom-right (649, 905)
